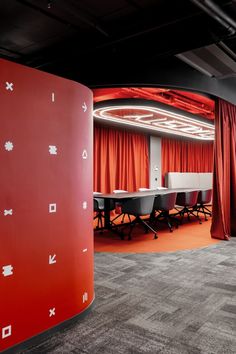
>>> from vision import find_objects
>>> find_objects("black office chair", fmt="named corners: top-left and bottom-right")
top-left (193, 189), bottom-right (212, 221)
top-left (93, 198), bottom-right (105, 229)
top-left (153, 192), bottom-right (178, 232)
top-left (94, 196), bottom-right (116, 230)
top-left (174, 191), bottom-right (202, 224)
top-left (121, 196), bottom-right (157, 240)
top-left (111, 189), bottom-right (131, 224)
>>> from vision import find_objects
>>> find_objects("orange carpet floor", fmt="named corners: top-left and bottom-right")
top-left (94, 217), bottom-right (219, 253)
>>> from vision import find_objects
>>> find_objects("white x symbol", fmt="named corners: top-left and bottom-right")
top-left (4, 209), bottom-right (13, 216)
top-left (6, 82), bottom-right (13, 91)
top-left (49, 308), bottom-right (55, 317)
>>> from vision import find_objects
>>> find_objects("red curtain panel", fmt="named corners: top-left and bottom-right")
top-left (94, 125), bottom-right (149, 193)
top-left (211, 99), bottom-right (236, 240)
top-left (161, 138), bottom-right (214, 184)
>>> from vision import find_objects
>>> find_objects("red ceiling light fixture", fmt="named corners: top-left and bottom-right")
top-left (93, 87), bottom-right (215, 120)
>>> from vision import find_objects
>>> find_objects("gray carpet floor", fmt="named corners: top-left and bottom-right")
top-left (21, 239), bottom-right (236, 354)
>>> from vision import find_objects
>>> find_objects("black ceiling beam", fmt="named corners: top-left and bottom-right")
top-left (16, 0), bottom-right (109, 37)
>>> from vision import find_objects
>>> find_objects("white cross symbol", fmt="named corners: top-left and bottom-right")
top-left (4, 209), bottom-right (13, 216)
top-left (2, 265), bottom-right (13, 277)
top-left (6, 82), bottom-right (13, 91)
top-left (49, 308), bottom-right (55, 317)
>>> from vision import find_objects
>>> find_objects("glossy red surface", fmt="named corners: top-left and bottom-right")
top-left (0, 59), bottom-right (94, 351)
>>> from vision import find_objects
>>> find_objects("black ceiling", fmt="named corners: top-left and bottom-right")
top-left (1, 0), bottom-right (236, 85)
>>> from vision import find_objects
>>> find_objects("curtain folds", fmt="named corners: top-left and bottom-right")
top-left (161, 138), bottom-right (213, 184)
top-left (94, 125), bottom-right (149, 193)
top-left (211, 99), bottom-right (236, 240)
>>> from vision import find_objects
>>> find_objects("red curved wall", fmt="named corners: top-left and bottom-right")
top-left (0, 59), bottom-right (94, 352)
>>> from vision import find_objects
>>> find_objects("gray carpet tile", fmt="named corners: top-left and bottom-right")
top-left (20, 239), bottom-right (236, 354)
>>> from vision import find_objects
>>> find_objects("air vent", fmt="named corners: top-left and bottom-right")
top-left (176, 44), bottom-right (236, 78)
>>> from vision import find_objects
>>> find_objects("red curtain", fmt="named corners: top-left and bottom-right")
top-left (161, 138), bottom-right (213, 184)
top-left (94, 125), bottom-right (149, 193)
top-left (211, 99), bottom-right (236, 240)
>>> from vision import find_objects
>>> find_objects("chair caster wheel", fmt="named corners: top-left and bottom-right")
top-left (154, 234), bottom-right (158, 239)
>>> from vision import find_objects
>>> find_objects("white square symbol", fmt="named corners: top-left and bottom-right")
top-left (2, 325), bottom-right (11, 339)
top-left (49, 203), bottom-right (56, 213)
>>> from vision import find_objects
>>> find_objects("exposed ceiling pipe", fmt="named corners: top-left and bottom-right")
top-left (190, 0), bottom-right (236, 35)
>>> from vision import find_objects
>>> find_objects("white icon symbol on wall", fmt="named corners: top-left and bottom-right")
top-left (49, 145), bottom-right (57, 155)
top-left (6, 82), bottom-right (13, 91)
top-left (2, 325), bottom-right (12, 339)
top-left (4, 209), bottom-right (13, 216)
top-left (51, 92), bottom-right (55, 102)
top-left (49, 203), bottom-right (56, 213)
top-left (49, 254), bottom-right (56, 264)
top-left (49, 308), bottom-right (55, 317)
top-left (82, 102), bottom-right (87, 112)
top-left (4, 141), bottom-right (14, 151)
top-left (83, 292), bottom-right (88, 303)
top-left (2, 265), bottom-right (13, 277)
top-left (82, 248), bottom-right (88, 253)
top-left (82, 201), bottom-right (87, 210)
top-left (82, 150), bottom-right (88, 159)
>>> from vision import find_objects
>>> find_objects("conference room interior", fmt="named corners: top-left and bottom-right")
top-left (92, 87), bottom-right (215, 249)
top-left (1, 1), bottom-right (236, 354)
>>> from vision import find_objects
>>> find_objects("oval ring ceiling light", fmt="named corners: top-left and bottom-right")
top-left (93, 105), bottom-right (215, 140)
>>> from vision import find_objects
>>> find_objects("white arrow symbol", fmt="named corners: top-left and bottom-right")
top-left (82, 102), bottom-right (87, 112)
top-left (49, 254), bottom-right (56, 264)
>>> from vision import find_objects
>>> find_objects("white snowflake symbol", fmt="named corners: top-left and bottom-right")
top-left (4, 141), bottom-right (14, 151)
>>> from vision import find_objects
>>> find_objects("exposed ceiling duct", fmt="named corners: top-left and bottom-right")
top-left (190, 0), bottom-right (236, 35)
top-left (176, 1), bottom-right (236, 78)
top-left (176, 43), bottom-right (236, 78)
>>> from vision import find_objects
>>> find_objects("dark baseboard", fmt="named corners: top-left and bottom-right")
top-left (1, 299), bottom-right (95, 354)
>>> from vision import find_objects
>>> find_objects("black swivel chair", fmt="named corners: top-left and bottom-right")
top-left (153, 192), bottom-right (178, 232)
top-left (111, 190), bottom-right (131, 224)
top-left (193, 189), bottom-right (212, 221)
top-left (94, 197), bottom-right (116, 230)
top-left (121, 195), bottom-right (157, 240)
top-left (93, 198), bottom-right (105, 229)
top-left (175, 191), bottom-right (202, 224)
